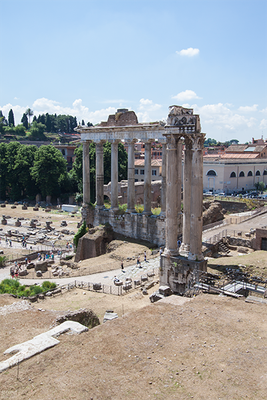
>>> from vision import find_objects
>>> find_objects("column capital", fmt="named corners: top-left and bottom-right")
top-left (125, 138), bottom-right (137, 144)
top-left (190, 133), bottom-right (205, 150)
top-left (109, 139), bottom-right (121, 144)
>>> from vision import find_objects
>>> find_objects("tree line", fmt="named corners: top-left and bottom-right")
top-left (0, 141), bottom-right (128, 203)
top-left (0, 108), bottom-right (93, 138)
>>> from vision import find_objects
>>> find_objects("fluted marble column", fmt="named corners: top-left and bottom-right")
top-left (111, 140), bottom-right (119, 210)
top-left (164, 135), bottom-right (179, 255)
top-left (188, 134), bottom-right (204, 261)
top-left (160, 143), bottom-right (166, 216)
top-left (83, 141), bottom-right (90, 205)
top-left (180, 137), bottom-right (192, 256)
top-left (96, 141), bottom-right (104, 208)
top-left (143, 140), bottom-right (152, 215)
top-left (127, 139), bottom-right (136, 213)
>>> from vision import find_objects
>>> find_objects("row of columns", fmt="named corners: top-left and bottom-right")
top-left (83, 139), bottom-right (166, 215)
top-left (83, 133), bottom-right (203, 261)
top-left (164, 133), bottom-right (204, 261)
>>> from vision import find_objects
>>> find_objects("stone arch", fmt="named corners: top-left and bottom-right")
top-left (239, 171), bottom-right (245, 177)
top-left (206, 169), bottom-right (217, 176)
top-left (230, 171), bottom-right (236, 178)
top-left (256, 170), bottom-right (261, 176)
top-left (263, 170), bottom-right (267, 176)
top-left (248, 171), bottom-right (253, 176)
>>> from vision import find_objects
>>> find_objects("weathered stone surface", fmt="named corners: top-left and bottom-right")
top-left (103, 311), bottom-right (118, 323)
top-left (35, 261), bottom-right (48, 272)
top-left (26, 262), bottom-right (35, 269)
top-left (203, 201), bottom-right (224, 226)
top-left (36, 270), bottom-right (43, 277)
top-left (159, 285), bottom-right (173, 296)
top-left (149, 291), bottom-right (164, 303)
top-left (56, 309), bottom-right (100, 328)
top-left (19, 270), bottom-right (28, 276)
top-left (0, 321), bottom-right (88, 373)
top-left (75, 225), bottom-right (114, 263)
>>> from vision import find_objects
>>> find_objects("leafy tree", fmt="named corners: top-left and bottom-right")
top-left (25, 108), bottom-right (34, 126)
top-left (0, 143), bottom-right (8, 199)
top-left (12, 144), bottom-right (38, 199)
top-left (26, 121), bottom-right (46, 140)
top-left (30, 145), bottom-right (67, 197)
top-left (82, 119), bottom-right (85, 125)
top-left (255, 181), bottom-right (265, 191)
top-left (14, 124), bottom-right (26, 136)
top-left (45, 113), bottom-right (51, 132)
top-left (21, 113), bottom-right (29, 129)
top-left (0, 111), bottom-right (8, 134)
top-left (8, 109), bottom-right (15, 127)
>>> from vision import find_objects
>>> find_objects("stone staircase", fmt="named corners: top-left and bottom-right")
top-left (218, 242), bottom-right (230, 255)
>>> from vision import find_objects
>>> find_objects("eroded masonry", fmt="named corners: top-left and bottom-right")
top-left (76, 105), bottom-right (207, 294)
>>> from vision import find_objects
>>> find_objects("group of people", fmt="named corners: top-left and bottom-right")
top-left (10, 261), bottom-right (22, 279)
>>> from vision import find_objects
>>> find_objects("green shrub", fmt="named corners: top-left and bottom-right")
top-left (42, 281), bottom-right (56, 290)
top-left (73, 220), bottom-right (87, 249)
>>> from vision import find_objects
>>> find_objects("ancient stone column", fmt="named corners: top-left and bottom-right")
top-left (164, 134), bottom-right (179, 255)
top-left (83, 141), bottom-right (90, 205)
top-left (188, 134), bottom-right (204, 261)
top-left (143, 140), bottom-right (152, 215)
top-left (177, 139), bottom-right (182, 222)
top-left (127, 139), bottom-right (136, 213)
top-left (111, 140), bottom-right (119, 210)
top-left (160, 142), bottom-right (166, 216)
top-left (180, 137), bottom-right (192, 256)
top-left (96, 141), bottom-right (104, 208)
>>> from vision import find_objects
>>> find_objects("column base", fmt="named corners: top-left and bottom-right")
top-left (163, 248), bottom-right (179, 257)
top-left (179, 243), bottom-right (190, 257)
top-left (188, 252), bottom-right (204, 261)
top-left (142, 211), bottom-right (152, 216)
top-left (126, 208), bottom-right (136, 214)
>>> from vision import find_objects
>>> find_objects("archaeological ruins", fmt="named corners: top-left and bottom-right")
top-left (76, 106), bottom-right (207, 294)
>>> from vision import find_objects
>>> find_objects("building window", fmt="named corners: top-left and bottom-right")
top-left (263, 170), bottom-right (267, 176)
top-left (230, 171), bottom-right (236, 178)
top-left (239, 171), bottom-right (245, 177)
top-left (135, 179), bottom-right (138, 182)
top-left (140, 169), bottom-right (145, 175)
top-left (256, 170), bottom-right (261, 176)
top-left (135, 169), bottom-right (138, 174)
top-left (248, 171), bottom-right (253, 176)
top-left (207, 169), bottom-right (217, 176)
top-left (152, 170), bottom-right (157, 176)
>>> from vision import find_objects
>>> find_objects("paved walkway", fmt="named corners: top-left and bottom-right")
top-left (0, 257), bottom-right (160, 287)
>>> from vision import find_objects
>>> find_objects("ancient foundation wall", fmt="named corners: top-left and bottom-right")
top-left (83, 206), bottom-right (167, 247)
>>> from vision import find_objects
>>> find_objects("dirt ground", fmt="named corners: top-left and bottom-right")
top-left (1, 206), bottom-right (267, 399)
top-left (1, 292), bottom-right (267, 400)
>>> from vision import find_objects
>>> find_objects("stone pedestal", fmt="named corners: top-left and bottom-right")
top-left (160, 254), bottom-right (207, 295)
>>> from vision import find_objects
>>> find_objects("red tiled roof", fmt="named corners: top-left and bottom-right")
top-left (135, 159), bottom-right (162, 166)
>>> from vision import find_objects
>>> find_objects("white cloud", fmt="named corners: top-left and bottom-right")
top-left (172, 90), bottom-right (201, 102)
top-left (260, 107), bottom-right (267, 114)
top-left (238, 104), bottom-right (258, 112)
top-left (192, 103), bottom-right (257, 131)
top-left (176, 47), bottom-right (199, 57)
top-left (260, 119), bottom-right (267, 129)
top-left (137, 99), bottom-right (162, 122)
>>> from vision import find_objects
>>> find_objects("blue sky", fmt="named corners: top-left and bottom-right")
top-left (1, 0), bottom-right (266, 143)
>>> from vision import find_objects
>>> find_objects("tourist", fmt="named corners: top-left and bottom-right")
top-left (144, 251), bottom-right (147, 262)
top-left (10, 267), bottom-right (14, 279)
top-left (14, 268), bottom-right (19, 278)
top-left (121, 261), bottom-right (124, 271)
top-left (159, 247), bottom-right (163, 256)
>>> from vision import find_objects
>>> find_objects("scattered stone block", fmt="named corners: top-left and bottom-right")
top-left (36, 270), bottom-right (43, 277)
top-left (149, 291), bottom-right (164, 303)
top-left (103, 311), bottom-right (118, 323)
top-left (159, 285), bottom-right (173, 297)
top-left (19, 270), bottom-right (28, 276)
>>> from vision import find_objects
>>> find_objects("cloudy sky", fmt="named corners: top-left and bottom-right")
top-left (1, 0), bottom-right (266, 143)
